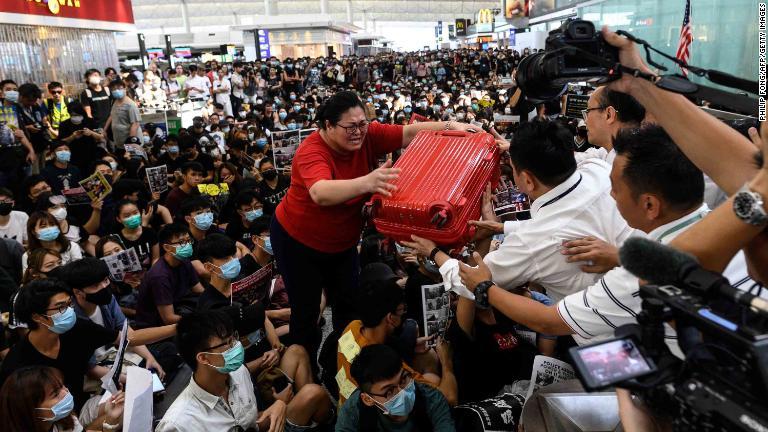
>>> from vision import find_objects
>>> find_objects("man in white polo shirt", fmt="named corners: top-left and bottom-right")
top-left (406, 119), bottom-right (635, 303)
top-left (453, 125), bottom-right (753, 349)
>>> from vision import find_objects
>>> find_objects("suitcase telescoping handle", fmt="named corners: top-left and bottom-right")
top-left (435, 130), bottom-right (471, 138)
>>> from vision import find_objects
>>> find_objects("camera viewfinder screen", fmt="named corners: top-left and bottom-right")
top-left (577, 339), bottom-right (652, 384)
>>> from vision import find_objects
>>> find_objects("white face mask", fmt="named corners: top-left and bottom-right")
top-left (50, 207), bottom-right (67, 221)
top-left (88, 76), bottom-right (101, 86)
top-left (70, 115), bottom-right (84, 125)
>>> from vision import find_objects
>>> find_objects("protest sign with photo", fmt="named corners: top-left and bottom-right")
top-left (231, 263), bottom-right (274, 306)
top-left (564, 94), bottom-right (590, 119)
top-left (270, 129), bottom-right (301, 171)
top-left (525, 355), bottom-right (575, 400)
top-left (125, 143), bottom-right (148, 160)
top-left (101, 247), bottom-right (142, 282)
top-left (494, 177), bottom-right (531, 219)
top-left (421, 283), bottom-right (451, 345)
top-left (146, 165), bottom-right (169, 194)
top-left (78, 171), bottom-right (112, 202)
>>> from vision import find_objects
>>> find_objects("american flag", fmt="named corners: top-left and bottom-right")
top-left (675, 0), bottom-right (693, 77)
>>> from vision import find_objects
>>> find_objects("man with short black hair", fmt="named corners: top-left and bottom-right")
top-left (179, 135), bottom-right (214, 181)
top-left (225, 190), bottom-right (268, 250)
top-left (0, 187), bottom-right (28, 246)
top-left (79, 69), bottom-right (112, 128)
top-left (164, 161), bottom-right (204, 215)
top-left (41, 141), bottom-right (81, 194)
top-left (18, 83), bottom-right (50, 173)
top-left (45, 81), bottom-right (71, 139)
top-left (578, 87), bottom-right (645, 164)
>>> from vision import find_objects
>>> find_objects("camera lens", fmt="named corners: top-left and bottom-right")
top-left (515, 52), bottom-right (569, 103)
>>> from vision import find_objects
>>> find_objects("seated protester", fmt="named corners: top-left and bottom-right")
top-left (20, 175), bottom-right (53, 215)
top-left (157, 310), bottom-right (333, 432)
top-left (0, 366), bottom-right (124, 432)
top-left (336, 279), bottom-right (457, 407)
top-left (336, 344), bottom-right (455, 432)
top-left (0, 187), bottom-right (29, 246)
top-left (65, 257), bottom-right (166, 380)
top-left (57, 101), bottom-right (106, 174)
top-left (41, 141), bottom-right (82, 194)
top-left (225, 190), bottom-right (268, 249)
top-left (256, 157), bottom-right (290, 216)
top-left (179, 135), bottom-right (215, 182)
top-left (94, 235), bottom-right (139, 316)
top-left (35, 193), bottom-right (98, 253)
top-left (0, 278), bottom-right (176, 408)
top-left (111, 178), bottom-right (173, 230)
top-left (134, 223), bottom-right (204, 328)
top-left (214, 162), bottom-right (250, 223)
top-left (9, 248), bottom-right (63, 332)
top-left (157, 134), bottom-right (185, 173)
top-left (164, 161), bottom-right (204, 216)
top-left (454, 126), bottom-right (756, 354)
top-left (22, 212), bottom-right (83, 273)
top-left (113, 199), bottom-right (160, 269)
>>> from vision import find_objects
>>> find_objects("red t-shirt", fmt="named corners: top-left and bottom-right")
top-left (275, 122), bottom-right (404, 253)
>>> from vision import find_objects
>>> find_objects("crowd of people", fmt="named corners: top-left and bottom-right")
top-left (0, 26), bottom-right (764, 432)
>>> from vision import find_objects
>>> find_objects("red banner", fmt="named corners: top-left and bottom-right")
top-left (1, 0), bottom-right (134, 28)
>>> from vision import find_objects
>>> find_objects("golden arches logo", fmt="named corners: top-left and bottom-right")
top-left (29, 0), bottom-right (82, 16)
top-left (477, 9), bottom-right (494, 24)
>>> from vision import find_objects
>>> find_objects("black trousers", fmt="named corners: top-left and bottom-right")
top-left (270, 217), bottom-right (359, 362)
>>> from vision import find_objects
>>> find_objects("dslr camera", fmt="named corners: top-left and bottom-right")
top-left (517, 19), bottom-right (619, 102)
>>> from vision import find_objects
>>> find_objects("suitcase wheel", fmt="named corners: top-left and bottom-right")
top-left (429, 208), bottom-right (450, 229)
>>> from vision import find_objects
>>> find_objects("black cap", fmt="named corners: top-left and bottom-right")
top-left (360, 263), bottom-right (398, 288)
top-left (124, 136), bottom-right (141, 145)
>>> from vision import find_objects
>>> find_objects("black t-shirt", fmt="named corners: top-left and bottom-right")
top-left (256, 175), bottom-right (290, 215)
top-left (41, 162), bottom-right (82, 194)
top-left (184, 152), bottom-right (215, 175)
top-left (58, 117), bottom-right (101, 173)
top-left (157, 152), bottom-right (185, 174)
top-left (0, 319), bottom-right (117, 408)
top-left (447, 316), bottom-right (537, 403)
top-left (79, 87), bottom-right (112, 129)
top-left (119, 227), bottom-right (158, 270)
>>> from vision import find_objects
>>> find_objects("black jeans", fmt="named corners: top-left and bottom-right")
top-left (270, 217), bottom-right (360, 361)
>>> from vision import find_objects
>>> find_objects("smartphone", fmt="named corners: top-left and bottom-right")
top-left (569, 336), bottom-right (657, 391)
top-left (272, 369), bottom-right (293, 393)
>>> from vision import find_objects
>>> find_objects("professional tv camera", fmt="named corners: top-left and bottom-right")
top-left (516, 19), bottom-right (619, 102)
top-left (569, 238), bottom-right (768, 432)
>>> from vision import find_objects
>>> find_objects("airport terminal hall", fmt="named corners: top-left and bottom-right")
top-left (0, 0), bottom-right (764, 431)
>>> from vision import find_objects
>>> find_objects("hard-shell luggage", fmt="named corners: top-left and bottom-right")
top-left (368, 129), bottom-right (500, 247)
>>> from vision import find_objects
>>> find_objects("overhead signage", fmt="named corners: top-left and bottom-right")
top-left (258, 29), bottom-right (271, 59)
top-left (0, 0), bottom-right (135, 31)
top-left (455, 19), bottom-right (467, 37)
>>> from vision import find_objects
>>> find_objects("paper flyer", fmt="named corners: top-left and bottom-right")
top-left (78, 171), bottom-right (112, 202)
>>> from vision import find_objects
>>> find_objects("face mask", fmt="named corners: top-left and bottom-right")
top-left (43, 307), bottom-right (77, 334)
top-left (70, 115), bottom-right (83, 125)
top-left (262, 169), bottom-right (277, 181)
top-left (377, 117), bottom-right (384, 122)
top-left (308, 108), bottom-right (315, 114)
top-left (173, 242), bottom-right (193, 260)
top-left (112, 89), bottom-right (125, 99)
top-left (286, 123), bottom-right (298, 130)
top-left (239, 111), bottom-right (247, 118)
top-left (247, 133), bottom-right (255, 141)
top-left (278, 112), bottom-right (288, 121)
top-left (193, 212), bottom-right (214, 231)
top-left (404, 107), bottom-right (412, 114)
top-left (123, 214), bottom-right (141, 229)
top-left (215, 258), bottom-right (241, 280)
top-left (577, 128), bottom-right (589, 138)
top-left (261, 237), bottom-right (273, 255)
top-left (142, 135), bottom-right (151, 144)
top-left (85, 287), bottom-right (113, 305)
top-left (222, 127), bottom-right (230, 134)
top-left (37, 226), bottom-right (60, 242)
top-left (4, 90), bottom-right (19, 103)
top-left (377, 379), bottom-right (416, 417)
top-left (205, 340), bottom-right (245, 374)
top-left (88, 76), bottom-right (101, 86)
top-left (36, 391), bottom-right (75, 422)
top-left (55, 150), bottom-right (71, 163)
top-left (471, 104), bottom-right (480, 111)
top-left (382, 109), bottom-right (389, 115)
top-left (256, 138), bottom-right (268, 148)
top-left (50, 207), bottom-right (67, 222)
top-left (245, 208), bottom-right (263, 221)
top-left (0, 203), bottom-right (12, 216)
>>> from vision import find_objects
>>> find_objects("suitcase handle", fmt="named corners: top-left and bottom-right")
top-left (429, 201), bottom-right (453, 229)
top-left (436, 130), bottom-right (470, 138)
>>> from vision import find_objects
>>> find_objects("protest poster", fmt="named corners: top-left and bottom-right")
top-left (123, 366), bottom-right (153, 432)
top-left (146, 165), bottom-right (169, 194)
top-left (62, 186), bottom-right (92, 206)
top-left (78, 171), bottom-right (112, 202)
top-left (231, 263), bottom-right (274, 306)
top-left (493, 112), bottom-right (521, 127)
top-left (525, 355), bottom-right (576, 400)
top-left (421, 283), bottom-right (451, 346)
top-left (494, 177), bottom-right (531, 219)
top-left (101, 247), bottom-right (142, 282)
top-left (564, 94), bottom-right (590, 119)
top-left (101, 320), bottom-right (129, 394)
top-left (454, 393), bottom-right (526, 431)
top-left (270, 128), bottom-right (306, 172)
top-left (125, 143), bottom-right (148, 160)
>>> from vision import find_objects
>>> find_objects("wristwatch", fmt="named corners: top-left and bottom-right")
top-left (474, 280), bottom-right (494, 309)
top-left (733, 184), bottom-right (768, 226)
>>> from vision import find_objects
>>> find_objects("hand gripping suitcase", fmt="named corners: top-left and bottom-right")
top-left (367, 130), bottom-right (500, 248)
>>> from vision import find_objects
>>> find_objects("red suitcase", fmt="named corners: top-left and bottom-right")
top-left (368, 130), bottom-right (500, 248)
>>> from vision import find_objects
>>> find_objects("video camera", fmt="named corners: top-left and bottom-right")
top-left (569, 238), bottom-right (768, 431)
top-left (516, 19), bottom-right (619, 103)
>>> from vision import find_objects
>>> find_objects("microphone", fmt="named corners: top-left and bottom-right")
top-left (619, 237), bottom-right (768, 315)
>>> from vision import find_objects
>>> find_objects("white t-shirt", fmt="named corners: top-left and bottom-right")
top-left (213, 78), bottom-right (232, 106)
top-left (185, 75), bottom-right (211, 98)
top-left (0, 211), bottom-right (28, 245)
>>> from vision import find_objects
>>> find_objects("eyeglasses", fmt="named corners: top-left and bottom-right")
top-left (337, 121), bottom-right (369, 135)
top-left (367, 370), bottom-right (413, 399)
top-left (168, 237), bottom-right (193, 246)
top-left (581, 106), bottom-right (617, 121)
top-left (45, 299), bottom-right (73, 315)
top-left (202, 332), bottom-right (240, 352)
top-left (50, 90), bottom-right (62, 94)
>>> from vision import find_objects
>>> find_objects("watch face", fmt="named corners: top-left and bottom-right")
top-left (734, 193), bottom-right (755, 219)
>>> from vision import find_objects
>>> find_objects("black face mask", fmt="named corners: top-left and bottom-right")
top-left (85, 287), bottom-right (113, 305)
top-left (0, 203), bottom-right (12, 216)
top-left (262, 169), bottom-right (278, 181)
top-left (577, 128), bottom-right (588, 138)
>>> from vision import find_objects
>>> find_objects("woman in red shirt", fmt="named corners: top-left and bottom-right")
top-left (271, 90), bottom-right (474, 360)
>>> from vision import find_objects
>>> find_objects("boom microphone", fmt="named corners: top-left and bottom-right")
top-left (619, 237), bottom-right (768, 315)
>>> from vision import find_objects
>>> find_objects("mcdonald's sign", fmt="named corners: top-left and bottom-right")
top-left (455, 18), bottom-right (467, 36)
top-left (476, 9), bottom-right (494, 33)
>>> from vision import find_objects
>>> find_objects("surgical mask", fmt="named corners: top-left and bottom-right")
top-left (456, 113), bottom-right (466, 120)
top-left (43, 307), bottom-right (77, 334)
top-left (239, 111), bottom-right (247, 118)
top-left (37, 226), bottom-right (60, 242)
top-left (88, 76), bottom-right (101, 86)
top-left (248, 133), bottom-right (255, 141)
top-left (245, 208), bottom-right (263, 221)
top-left (55, 150), bottom-right (71, 163)
top-left (293, 105), bottom-right (301, 112)
top-left (4, 90), bottom-right (19, 103)
top-left (123, 214), bottom-right (141, 229)
top-left (471, 103), bottom-right (480, 111)
top-left (173, 242), bottom-right (194, 260)
top-left (142, 135), bottom-right (151, 144)
top-left (205, 340), bottom-right (245, 374)
top-left (377, 380), bottom-right (416, 417)
top-left (256, 138), bottom-right (268, 148)
top-left (36, 391), bottom-right (75, 422)
top-left (193, 212), bottom-right (214, 231)
top-left (382, 109), bottom-right (389, 115)
top-left (278, 112), bottom-right (288, 121)
top-left (260, 237), bottom-right (273, 255)
top-left (50, 207), bottom-right (67, 222)
top-left (85, 287), bottom-right (113, 305)
top-left (286, 123), bottom-right (298, 130)
top-left (446, 108), bottom-right (454, 114)
top-left (168, 145), bottom-right (179, 154)
top-left (112, 89), bottom-right (125, 99)
top-left (215, 258), bottom-right (241, 280)
top-left (404, 107), bottom-right (412, 114)
top-left (70, 115), bottom-right (84, 125)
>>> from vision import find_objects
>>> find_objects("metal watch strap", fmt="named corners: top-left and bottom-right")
top-left (475, 280), bottom-right (494, 309)
top-left (734, 184), bottom-right (768, 226)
